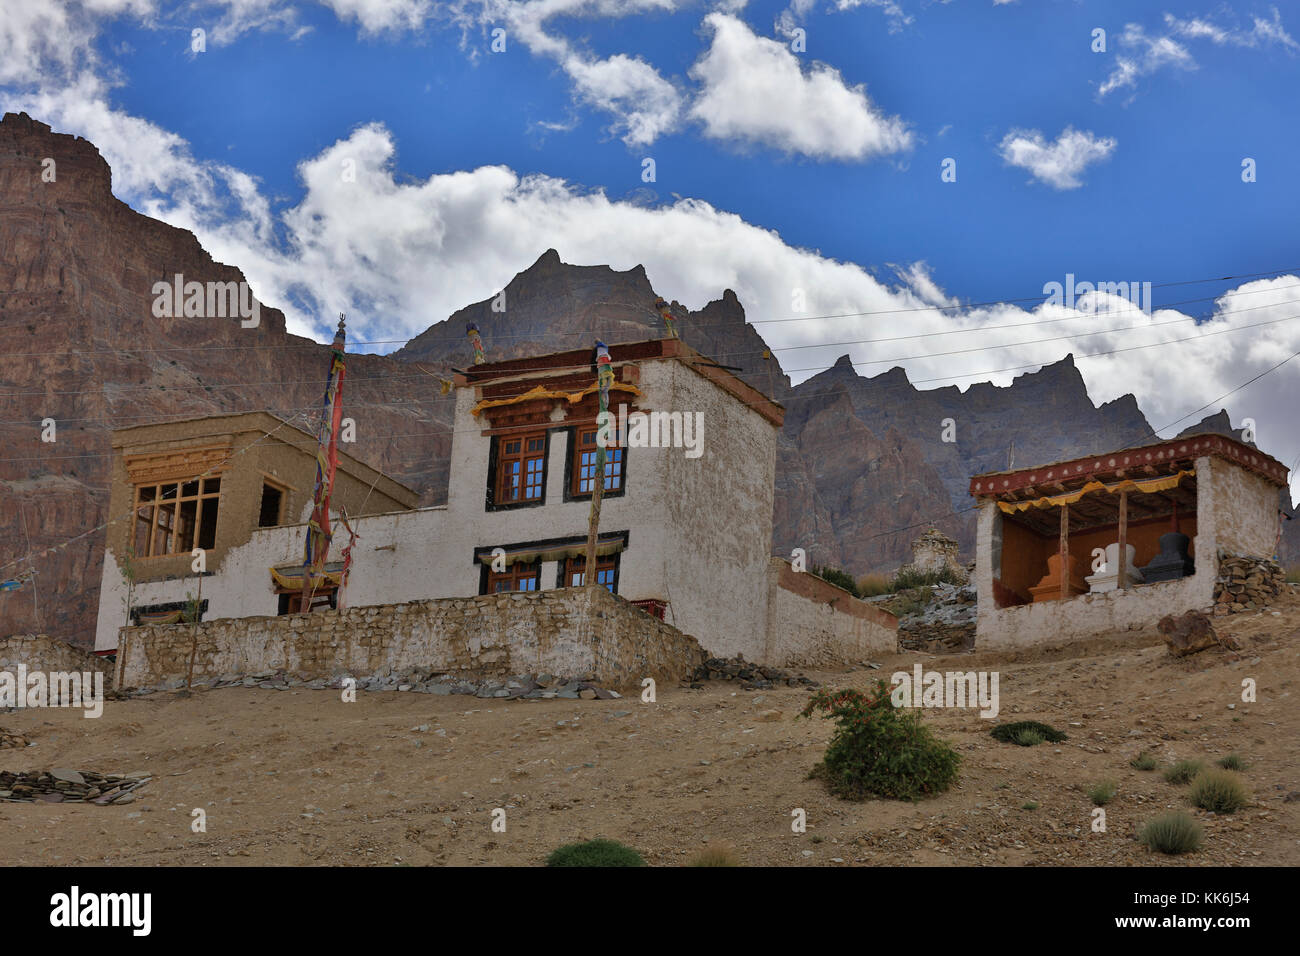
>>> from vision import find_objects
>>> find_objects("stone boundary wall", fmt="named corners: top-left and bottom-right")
top-left (116, 586), bottom-right (706, 692)
top-left (764, 559), bottom-right (897, 666)
top-left (1, 635), bottom-right (113, 683)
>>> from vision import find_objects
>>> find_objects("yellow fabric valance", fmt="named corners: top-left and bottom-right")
top-left (997, 468), bottom-right (1194, 514)
top-left (471, 381), bottom-right (641, 416)
top-left (270, 562), bottom-right (345, 591)
top-left (477, 539), bottom-right (625, 567)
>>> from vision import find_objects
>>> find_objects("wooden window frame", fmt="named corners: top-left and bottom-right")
top-left (558, 553), bottom-right (619, 593)
top-left (483, 560), bottom-right (542, 594)
top-left (564, 425), bottom-right (626, 502)
top-left (132, 476), bottom-right (222, 559)
top-left (486, 430), bottom-right (550, 510)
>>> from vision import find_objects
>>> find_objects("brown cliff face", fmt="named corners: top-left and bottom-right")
top-left (0, 113), bottom-right (452, 645)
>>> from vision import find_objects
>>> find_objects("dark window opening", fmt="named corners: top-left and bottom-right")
top-left (259, 482), bottom-right (284, 528)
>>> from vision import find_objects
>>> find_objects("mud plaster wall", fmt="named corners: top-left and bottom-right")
top-left (117, 585), bottom-right (706, 692)
top-left (763, 559), bottom-right (897, 666)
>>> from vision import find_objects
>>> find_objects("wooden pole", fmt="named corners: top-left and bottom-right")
top-left (1117, 491), bottom-right (1129, 590)
top-left (584, 341), bottom-right (613, 589)
top-left (1058, 503), bottom-right (1069, 601)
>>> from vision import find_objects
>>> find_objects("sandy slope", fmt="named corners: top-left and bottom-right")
top-left (2, 590), bottom-right (1297, 867)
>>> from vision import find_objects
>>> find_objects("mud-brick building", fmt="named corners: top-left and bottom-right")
top-left (93, 412), bottom-right (419, 651)
top-left (968, 434), bottom-right (1290, 649)
top-left (95, 339), bottom-right (896, 670)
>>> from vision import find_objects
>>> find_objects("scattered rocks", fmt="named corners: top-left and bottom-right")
top-left (686, 655), bottom-right (818, 689)
top-left (0, 727), bottom-right (31, 749)
top-left (1158, 609), bottom-right (1241, 657)
top-left (0, 769), bottom-right (151, 804)
top-left (1213, 552), bottom-right (1285, 616)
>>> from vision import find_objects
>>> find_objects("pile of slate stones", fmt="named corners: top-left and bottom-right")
top-left (0, 768), bottom-right (151, 804)
top-left (686, 655), bottom-right (818, 691)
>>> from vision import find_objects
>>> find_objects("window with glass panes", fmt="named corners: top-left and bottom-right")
top-left (563, 554), bottom-right (617, 592)
top-left (495, 432), bottom-right (547, 504)
top-left (572, 427), bottom-right (623, 496)
top-left (487, 561), bottom-right (541, 593)
top-left (133, 476), bottom-right (221, 557)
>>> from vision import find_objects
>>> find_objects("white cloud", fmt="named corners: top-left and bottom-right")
top-left (456, 0), bottom-right (685, 147)
top-left (833, 0), bottom-right (913, 34)
top-left (998, 126), bottom-right (1116, 190)
top-left (3, 1), bottom-right (1298, 505)
top-left (688, 13), bottom-right (912, 160)
top-left (1100, 9), bottom-right (1297, 100)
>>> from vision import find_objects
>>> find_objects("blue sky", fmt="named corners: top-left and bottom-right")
top-left (88, 0), bottom-right (1300, 307)
top-left (2, 0), bottom-right (1299, 496)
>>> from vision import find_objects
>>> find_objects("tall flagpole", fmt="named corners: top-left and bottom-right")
top-left (584, 341), bottom-right (613, 589)
top-left (300, 314), bottom-right (348, 613)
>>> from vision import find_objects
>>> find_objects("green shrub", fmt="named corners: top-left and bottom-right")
top-left (800, 680), bottom-right (960, 801)
top-left (1217, 753), bottom-right (1246, 771)
top-left (990, 721), bottom-right (1068, 745)
top-left (1088, 780), bottom-right (1118, 806)
top-left (882, 587), bottom-right (935, 618)
top-left (1189, 770), bottom-right (1249, 814)
top-left (1021, 801), bottom-right (1039, 811)
top-left (1013, 728), bottom-right (1045, 747)
top-left (810, 565), bottom-right (861, 597)
top-left (1163, 759), bottom-right (1204, 785)
top-left (546, 839), bottom-right (646, 867)
top-left (891, 565), bottom-right (966, 591)
top-left (1139, 812), bottom-right (1204, 855)
top-left (1130, 752), bottom-right (1158, 771)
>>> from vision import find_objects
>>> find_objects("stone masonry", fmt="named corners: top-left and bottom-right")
top-left (117, 586), bottom-right (706, 692)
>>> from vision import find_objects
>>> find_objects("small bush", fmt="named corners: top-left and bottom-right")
top-left (1217, 753), bottom-right (1246, 771)
top-left (1164, 759), bottom-right (1205, 785)
top-left (687, 843), bottom-right (741, 867)
top-left (1189, 770), bottom-right (1249, 814)
top-left (1021, 801), bottom-right (1039, 811)
top-left (811, 565), bottom-right (860, 597)
top-left (990, 721), bottom-right (1068, 745)
top-left (1088, 780), bottom-right (1118, 806)
top-left (891, 565), bottom-right (965, 591)
top-left (856, 573), bottom-right (893, 597)
top-left (1139, 812), bottom-right (1204, 855)
top-left (800, 680), bottom-right (960, 801)
top-left (883, 587), bottom-right (935, 618)
top-left (546, 839), bottom-right (646, 867)
top-left (1130, 752), bottom-right (1158, 771)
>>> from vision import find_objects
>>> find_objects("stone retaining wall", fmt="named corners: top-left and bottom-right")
top-left (116, 586), bottom-right (706, 692)
top-left (0, 635), bottom-right (113, 681)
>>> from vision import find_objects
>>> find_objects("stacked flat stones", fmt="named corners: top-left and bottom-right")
top-left (0, 768), bottom-right (151, 804)
top-left (1213, 551), bottom-right (1286, 615)
top-left (896, 582), bottom-right (977, 652)
top-left (0, 727), bottom-right (30, 749)
top-left (687, 655), bottom-right (818, 690)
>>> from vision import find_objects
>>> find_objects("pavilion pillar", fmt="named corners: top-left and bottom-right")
top-left (1117, 491), bottom-right (1129, 590)
top-left (1058, 503), bottom-right (1069, 602)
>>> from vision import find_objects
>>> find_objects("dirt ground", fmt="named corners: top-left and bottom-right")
top-left (3, 591), bottom-right (1297, 867)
